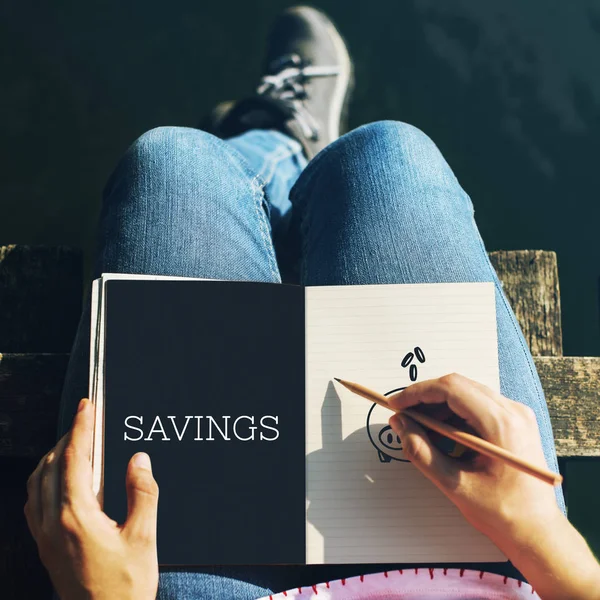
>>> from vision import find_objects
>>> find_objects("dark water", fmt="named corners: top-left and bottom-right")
top-left (1, 0), bottom-right (599, 355)
top-left (1, 0), bottom-right (599, 549)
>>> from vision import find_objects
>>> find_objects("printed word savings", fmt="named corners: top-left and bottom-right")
top-left (124, 415), bottom-right (279, 442)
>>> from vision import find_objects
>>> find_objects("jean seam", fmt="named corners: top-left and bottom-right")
top-left (251, 141), bottom-right (304, 274)
top-left (185, 130), bottom-right (280, 281)
top-left (137, 128), bottom-right (281, 283)
top-left (256, 147), bottom-right (298, 184)
top-left (258, 129), bottom-right (304, 161)
top-left (226, 130), bottom-right (302, 189)
top-left (188, 128), bottom-right (272, 195)
top-left (250, 173), bottom-right (281, 282)
top-left (248, 145), bottom-right (294, 282)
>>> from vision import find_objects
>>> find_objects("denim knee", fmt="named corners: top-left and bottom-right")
top-left (102, 126), bottom-right (255, 205)
top-left (96, 124), bottom-right (280, 282)
top-left (129, 125), bottom-right (220, 158)
top-left (341, 120), bottom-right (441, 160)
top-left (293, 120), bottom-right (471, 217)
top-left (329, 121), bottom-right (449, 177)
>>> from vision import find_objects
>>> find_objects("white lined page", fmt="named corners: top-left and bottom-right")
top-left (305, 282), bottom-right (505, 564)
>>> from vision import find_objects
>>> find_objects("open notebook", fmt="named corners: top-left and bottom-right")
top-left (89, 274), bottom-right (504, 565)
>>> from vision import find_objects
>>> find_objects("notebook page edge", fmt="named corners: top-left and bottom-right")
top-left (304, 282), bottom-right (504, 564)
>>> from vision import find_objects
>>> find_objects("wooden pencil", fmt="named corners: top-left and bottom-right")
top-left (333, 377), bottom-right (563, 487)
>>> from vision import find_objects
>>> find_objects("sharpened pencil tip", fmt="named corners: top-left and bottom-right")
top-left (333, 377), bottom-right (341, 383)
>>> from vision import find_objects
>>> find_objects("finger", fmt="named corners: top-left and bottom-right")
top-left (412, 403), bottom-right (454, 422)
top-left (122, 453), bottom-right (159, 545)
top-left (40, 434), bottom-right (70, 529)
top-left (387, 374), bottom-right (503, 436)
top-left (61, 399), bottom-right (96, 506)
top-left (25, 449), bottom-right (52, 537)
top-left (389, 413), bottom-right (458, 491)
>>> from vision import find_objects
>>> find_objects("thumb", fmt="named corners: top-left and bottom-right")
top-left (390, 413), bottom-right (458, 490)
top-left (123, 452), bottom-right (159, 545)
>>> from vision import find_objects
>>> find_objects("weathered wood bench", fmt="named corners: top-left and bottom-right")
top-left (1, 245), bottom-right (599, 598)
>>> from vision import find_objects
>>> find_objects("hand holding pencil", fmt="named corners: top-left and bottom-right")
top-left (335, 373), bottom-right (565, 551)
top-left (334, 376), bottom-right (562, 486)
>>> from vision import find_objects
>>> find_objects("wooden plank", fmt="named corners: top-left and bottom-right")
top-left (0, 245), bottom-right (82, 352)
top-left (1, 353), bottom-right (598, 459)
top-left (0, 245), bottom-right (562, 354)
top-left (0, 353), bottom-right (68, 458)
top-left (489, 250), bottom-right (563, 357)
top-left (534, 356), bottom-right (600, 457)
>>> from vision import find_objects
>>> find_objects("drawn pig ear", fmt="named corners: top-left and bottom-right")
top-left (414, 347), bottom-right (426, 363)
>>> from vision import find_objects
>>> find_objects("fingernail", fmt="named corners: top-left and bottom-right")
top-left (77, 398), bottom-right (88, 413)
top-left (133, 452), bottom-right (152, 471)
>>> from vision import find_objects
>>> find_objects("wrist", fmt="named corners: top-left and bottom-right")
top-left (472, 499), bottom-right (564, 556)
top-left (496, 510), bottom-right (600, 600)
top-left (494, 505), bottom-right (566, 556)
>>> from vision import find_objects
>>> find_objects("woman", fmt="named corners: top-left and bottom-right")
top-left (24, 6), bottom-right (600, 599)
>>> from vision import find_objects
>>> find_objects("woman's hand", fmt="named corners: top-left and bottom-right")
top-left (386, 372), bottom-right (560, 545)
top-left (24, 398), bottom-right (159, 600)
top-left (388, 374), bottom-right (600, 600)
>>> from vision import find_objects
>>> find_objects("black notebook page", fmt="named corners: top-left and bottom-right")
top-left (103, 279), bottom-right (305, 565)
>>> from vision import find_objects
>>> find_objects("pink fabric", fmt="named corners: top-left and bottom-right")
top-left (258, 569), bottom-right (541, 599)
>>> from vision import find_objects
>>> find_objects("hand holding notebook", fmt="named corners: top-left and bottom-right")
top-left (23, 398), bottom-right (160, 600)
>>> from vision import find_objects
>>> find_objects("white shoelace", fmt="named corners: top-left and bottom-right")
top-left (256, 54), bottom-right (340, 140)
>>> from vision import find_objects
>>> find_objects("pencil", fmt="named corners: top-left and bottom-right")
top-left (333, 377), bottom-right (563, 487)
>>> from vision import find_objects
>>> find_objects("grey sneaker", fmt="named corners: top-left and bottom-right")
top-left (203, 6), bottom-right (354, 160)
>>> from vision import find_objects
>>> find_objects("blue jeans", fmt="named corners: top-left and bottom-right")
top-left (58, 121), bottom-right (565, 600)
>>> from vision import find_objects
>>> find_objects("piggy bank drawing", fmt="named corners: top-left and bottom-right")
top-left (366, 393), bottom-right (409, 463)
top-left (366, 346), bottom-right (426, 463)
